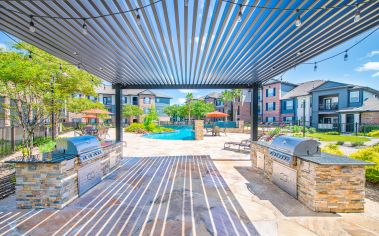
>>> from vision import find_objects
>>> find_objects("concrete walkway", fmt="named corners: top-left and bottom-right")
top-left (0, 131), bottom-right (378, 235)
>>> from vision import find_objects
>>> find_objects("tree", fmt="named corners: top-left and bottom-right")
top-left (144, 107), bottom-right (159, 126)
top-left (0, 50), bottom-right (49, 157)
top-left (122, 104), bottom-right (143, 124)
top-left (164, 104), bottom-right (181, 122)
top-left (185, 92), bottom-right (194, 122)
top-left (0, 42), bottom-right (101, 157)
top-left (16, 42), bottom-right (101, 139)
top-left (221, 90), bottom-right (233, 119)
top-left (230, 89), bottom-right (242, 121)
top-left (192, 100), bottom-right (215, 119)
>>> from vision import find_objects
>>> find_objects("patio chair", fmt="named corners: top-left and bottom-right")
top-left (213, 126), bottom-right (221, 136)
top-left (205, 127), bottom-right (213, 135)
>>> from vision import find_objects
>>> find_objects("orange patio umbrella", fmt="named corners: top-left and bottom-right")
top-left (81, 114), bottom-right (97, 119)
top-left (205, 111), bottom-right (229, 118)
top-left (81, 109), bottom-right (112, 115)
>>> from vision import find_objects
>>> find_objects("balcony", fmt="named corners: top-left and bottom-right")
top-left (319, 103), bottom-right (338, 111)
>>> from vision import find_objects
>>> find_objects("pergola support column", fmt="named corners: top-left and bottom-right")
top-left (114, 83), bottom-right (123, 142)
top-left (250, 84), bottom-right (259, 141)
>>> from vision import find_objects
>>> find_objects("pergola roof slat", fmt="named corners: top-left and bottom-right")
top-left (0, 0), bottom-right (377, 88)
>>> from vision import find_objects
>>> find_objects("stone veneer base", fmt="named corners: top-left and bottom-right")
top-left (15, 142), bottom-right (123, 209)
top-left (251, 142), bottom-right (366, 213)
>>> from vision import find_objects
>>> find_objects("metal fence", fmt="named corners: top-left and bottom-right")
top-left (0, 163), bottom-right (15, 200)
top-left (0, 126), bottom-right (51, 158)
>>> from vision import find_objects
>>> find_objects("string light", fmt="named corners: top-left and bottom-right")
top-left (82, 19), bottom-right (88, 35)
top-left (77, 63), bottom-right (81, 70)
top-left (184, 0), bottom-right (188, 7)
top-left (354, 3), bottom-right (361, 22)
top-left (297, 49), bottom-right (303, 55)
top-left (237, 5), bottom-right (243, 23)
top-left (28, 52), bottom-right (32, 61)
top-left (135, 10), bottom-right (141, 26)
top-left (59, 63), bottom-right (62, 71)
top-left (295, 9), bottom-right (301, 27)
top-left (313, 62), bottom-right (317, 72)
top-left (29, 15), bottom-right (36, 33)
top-left (344, 51), bottom-right (348, 61)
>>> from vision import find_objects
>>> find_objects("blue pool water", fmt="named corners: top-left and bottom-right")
top-left (143, 125), bottom-right (195, 140)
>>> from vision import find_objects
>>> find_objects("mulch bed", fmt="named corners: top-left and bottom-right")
top-left (366, 182), bottom-right (379, 202)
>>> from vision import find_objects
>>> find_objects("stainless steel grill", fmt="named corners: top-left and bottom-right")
top-left (54, 136), bottom-right (103, 163)
top-left (269, 136), bottom-right (319, 166)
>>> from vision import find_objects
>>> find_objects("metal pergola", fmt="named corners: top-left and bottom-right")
top-left (1, 0), bottom-right (378, 141)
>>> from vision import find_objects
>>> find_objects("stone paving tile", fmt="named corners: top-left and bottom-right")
top-left (0, 156), bottom-right (258, 236)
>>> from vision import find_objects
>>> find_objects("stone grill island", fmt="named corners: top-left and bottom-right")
top-left (6, 136), bottom-right (122, 209)
top-left (251, 136), bottom-right (374, 213)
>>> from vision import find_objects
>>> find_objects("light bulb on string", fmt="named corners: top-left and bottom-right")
top-left (77, 64), bottom-right (81, 70)
top-left (59, 64), bottom-right (63, 72)
top-left (314, 62), bottom-right (317, 72)
top-left (344, 51), bottom-right (348, 61)
top-left (237, 5), bottom-right (242, 23)
top-left (82, 19), bottom-right (88, 35)
top-left (295, 9), bottom-right (301, 27)
top-left (184, 0), bottom-right (188, 7)
top-left (29, 15), bottom-right (36, 33)
top-left (136, 10), bottom-right (141, 26)
top-left (28, 52), bottom-right (32, 61)
top-left (354, 3), bottom-right (360, 22)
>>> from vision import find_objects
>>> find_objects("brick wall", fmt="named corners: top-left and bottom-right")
top-left (361, 111), bottom-right (379, 124)
top-left (262, 83), bottom-right (281, 122)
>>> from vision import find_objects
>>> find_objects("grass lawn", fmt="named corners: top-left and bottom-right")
top-left (306, 133), bottom-right (370, 142)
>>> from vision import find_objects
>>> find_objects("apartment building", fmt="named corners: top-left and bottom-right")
top-left (199, 92), bottom-right (225, 113)
top-left (68, 85), bottom-right (172, 124)
top-left (280, 80), bottom-right (325, 125)
top-left (262, 80), bottom-right (297, 122)
top-left (310, 81), bottom-right (379, 131)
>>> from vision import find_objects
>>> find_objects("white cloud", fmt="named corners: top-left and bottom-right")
top-left (178, 98), bottom-right (186, 104)
top-left (372, 72), bottom-right (379, 77)
top-left (367, 50), bottom-right (379, 58)
top-left (0, 43), bottom-right (7, 51)
top-left (178, 89), bottom-right (198, 94)
top-left (356, 62), bottom-right (379, 72)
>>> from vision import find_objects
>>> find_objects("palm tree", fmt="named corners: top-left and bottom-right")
top-left (221, 90), bottom-right (233, 120)
top-left (231, 89), bottom-right (242, 121)
top-left (186, 92), bottom-right (194, 123)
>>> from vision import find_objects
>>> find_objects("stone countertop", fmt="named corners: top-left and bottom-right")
top-left (5, 153), bottom-right (77, 164)
top-left (298, 153), bottom-right (375, 166)
top-left (252, 141), bottom-right (374, 166)
top-left (5, 140), bottom-right (121, 164)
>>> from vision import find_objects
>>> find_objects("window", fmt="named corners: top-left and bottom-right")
top-left (283, 117), bottom-right (293, 122)
top-left (123, 96), bottom-right (128, 104)
top-left (349, 91), bottom-right (360, 103)
top-left (266, 88), bottom-right (276, 97)
top-left (103, 97), bottom-right (112, 105)
top-left (144, 108), bottom-right (150, 114)
top-left (143, 97), bottom-right (151, 104)
top-left (156, 98), bottom-right (160, 103)
top-left (132, 97), bottom-right (138, 105)
top-left (286, 100), bottom-right (293, 110)
top-left (266, 117), bottom-right (275, 122)
top-left (266, 102), bottom-right (276, 111)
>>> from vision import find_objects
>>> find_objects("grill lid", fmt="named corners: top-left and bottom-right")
top-left (54, 136), bottom-right (101, 155)
top-left (270, 136), bottom-right (319, 156)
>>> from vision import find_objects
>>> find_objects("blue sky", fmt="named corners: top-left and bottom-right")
top-left (0, 28), bottom-right (378, 105)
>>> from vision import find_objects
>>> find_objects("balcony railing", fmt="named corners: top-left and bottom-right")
top-left (319, 103), bottom-right (338, 111)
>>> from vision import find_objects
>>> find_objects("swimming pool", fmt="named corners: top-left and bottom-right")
top-left (143, 125), bottom-right (195, 140)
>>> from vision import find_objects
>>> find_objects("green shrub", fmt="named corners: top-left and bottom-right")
top-left (321, 144), bottom-right (344, 156)
top-left (307, 127), bottom-right (316, 134)
top-left (38, 140), bottom-right (56, 154)
top-left (33, 137), bottom-right (53, 146)
top-left (368, 130), bottom-right (379, 137)
top-left (363, 125), bottom-right (379, 133)
top-left (290, 125), bottom-right (302, 133)
top-left (125, 123), bottom-right (146, 133)
top-left (325, 131), bottom-right (340, 135)
top-left (336, 141), bottom-right (344, 145)
top-left (351, 141), bottom-right (364, 147)
top-left (350, 144), bottom-right (379, 183)
top-left (269, 127), bottom-right (281, 136)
